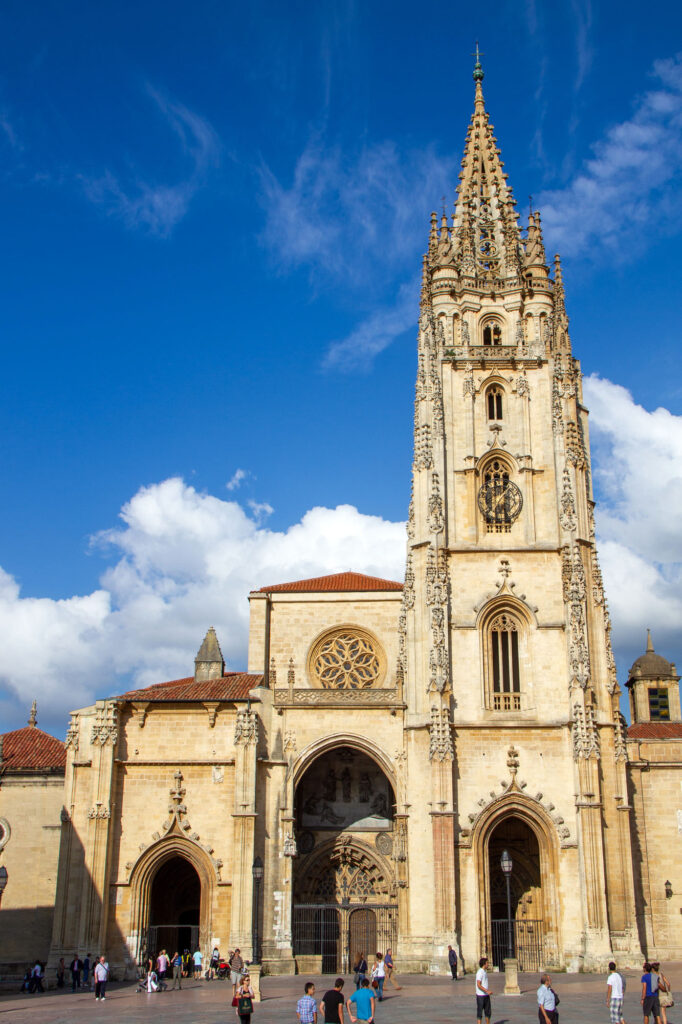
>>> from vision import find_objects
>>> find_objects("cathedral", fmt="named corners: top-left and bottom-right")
top-left (1, 58), bottom-right (681, 981)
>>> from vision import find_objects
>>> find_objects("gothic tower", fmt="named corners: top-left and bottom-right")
top-left (400, 55), bottom-right (640, 969)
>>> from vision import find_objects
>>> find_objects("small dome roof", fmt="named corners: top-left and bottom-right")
top-left (629, 631), bottom-right (674, 679)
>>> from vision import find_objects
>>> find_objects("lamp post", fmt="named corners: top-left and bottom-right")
top-left (500, 849), bottom-right (514, 960)
top-left (252, 857), bottom-right (264, 963)
top-left (0, 866), bottom-right (7, 906)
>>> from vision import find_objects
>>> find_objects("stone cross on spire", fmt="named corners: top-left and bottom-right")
top-left (28, 700), bottom-right (37, 728)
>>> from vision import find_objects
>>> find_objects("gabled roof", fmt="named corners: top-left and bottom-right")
top-left (119, 671), bottom-right (262, 703)
top-left (627, 723), bottom-right (682, 740)
top-left (258, 571), bottom-right (403, 594)
top-left (0, 726), bottom-right (66, 771)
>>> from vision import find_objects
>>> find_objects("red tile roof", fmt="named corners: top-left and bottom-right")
top-left (628, 722), bottom-right (682, 740)
top-left (258, 571), bottom-right (403, 593)
top-left (0, 726), bottom-right (66, 771)
top-left (119, 672), bottom-right (263, 702)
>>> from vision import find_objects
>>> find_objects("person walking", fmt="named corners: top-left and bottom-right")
top-left (156, 949), bottom-right (169, 990)
top-left (56, 958), bottom-right (65, 988)
top-left (229, 948), bottom-right (244, 996)
top-left (82, 954), bottom-right (91, 990)
top-left (353, 952), bottom-right (367, 990)
top-left (606, 961), bottom-right (626, 1024)
top-left (69, 953), bottom-right (82, 991)
top-left (235, 972), bottom-right (255, 1024)
top-left (171, 950), bottom-right (183, 989)
top-left (297, 981), bottom-right (317, 1024)
top-left (448, 944), bottom-right (458, 980)
top-left (320, 977), bottom-right (345, 1024)
top-left (371, 953), bottom-right (385, 1001)
top-left (641, 962), bottom-right (661, 1024)
top-left (29, 961), bottom-right (44, 993)
top-left (347, 977), bottom-right (374, 1024)
top-left (475, 956), bottom-right (492, 1024)
top-left (652, 964), bottom-right (672, 1024)
top-left (94, 955), bottom-right (108, 1001)
top-left (537, 973), bottom-right (559, 1024)
top-left (384, 948), bottom-right (401, 990)
top-left (210, 945), bottom-right (220, 980)
top-left (193, 946), bottom-right (203, 979)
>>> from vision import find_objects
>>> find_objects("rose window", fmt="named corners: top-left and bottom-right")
top-left (311, 630), bottom-right (382, 689)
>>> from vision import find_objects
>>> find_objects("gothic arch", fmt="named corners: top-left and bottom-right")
top-left (126, 832), bottom-right (217, 962)
top-left (475, 449), bottom-right (518, 479)
top-left (469, 793), bottom-right (563, 968)
top-left (290, 733), bottom-right (396, 790)
top-left (295, 834), bottom-right (397, 904)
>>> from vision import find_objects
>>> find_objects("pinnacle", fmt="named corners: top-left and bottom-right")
top-left (646, 628), bottom-right (654, 653)
top-left (195, 626), bottom-right (224, 665)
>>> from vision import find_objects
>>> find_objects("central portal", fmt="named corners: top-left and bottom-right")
top-left (292, 746), bottom-right (398, 973)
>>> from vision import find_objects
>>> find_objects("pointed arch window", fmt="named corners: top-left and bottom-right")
top-left (488, 612), bottom-right (521, 711)
top-left (487, 385), bottom-right (503, 421)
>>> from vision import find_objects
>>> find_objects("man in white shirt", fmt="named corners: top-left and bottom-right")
top-left (537, 973), bottom-right (558, 1024)
top-left (193, 948), bottom-right (203, 979)
top-left (94, 956), bottom-right (108, 1001)
top-left (606, 961), bottom-right (626, 1024)
top-left (475, 956), bottom-right (492, 1024)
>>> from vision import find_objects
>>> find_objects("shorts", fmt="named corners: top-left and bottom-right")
top-left (609, 998), bottom-right (623, 1024)
top-left (230, 970), bottom-right (241, 985)
top-left (643, 995), bottom-right (661, 1017)
top-left (476, 994), bottom-right (492, 1019)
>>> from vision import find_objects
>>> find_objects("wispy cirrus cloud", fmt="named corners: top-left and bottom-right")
top-left (259, 136), bottom-right (456, 367)
top-left (539, 52), bottom-right (682, 256)
top-left (82, 86), bottom-right (220, 237)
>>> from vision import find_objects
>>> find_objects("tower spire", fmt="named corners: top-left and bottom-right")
top-left (472, 42), bottom-right (485, 113)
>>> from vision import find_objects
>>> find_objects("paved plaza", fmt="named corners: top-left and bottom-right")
top-left (0, 966), bottom-right (680, 1024)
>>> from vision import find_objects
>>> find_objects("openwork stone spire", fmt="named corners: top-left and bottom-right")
top-left (427, 55), bottom-right (523, 285)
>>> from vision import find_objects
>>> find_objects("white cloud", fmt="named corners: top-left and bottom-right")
top-left (0, 478), bottom-right (406, 734)
top-left (538, 52), bottom-right (682, 256)
top-left (323, 278), bottom-right (418, 372)
top-left (585, 375), bottom-right (682, 673)
top-left (82, 86), bottom-right (220, 237)
top-left (226, 468), bottom-right (249, 491)
top-left (259, 137), bottom-right (457, 366)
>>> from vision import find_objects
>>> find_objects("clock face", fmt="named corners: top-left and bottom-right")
top-left (477, 477), bottom-right (523, 525)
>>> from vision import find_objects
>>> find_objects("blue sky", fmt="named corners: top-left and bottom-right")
top-left (1, 0), bottom-right (682, 734)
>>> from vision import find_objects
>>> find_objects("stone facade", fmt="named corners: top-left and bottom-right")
top-left (2, 61), bottom-right (682, 978)
top-left (0, 713), bottom-right (66, 972)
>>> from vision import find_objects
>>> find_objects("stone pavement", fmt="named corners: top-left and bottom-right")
top-left (0, 965), bottom-right (679, 1024)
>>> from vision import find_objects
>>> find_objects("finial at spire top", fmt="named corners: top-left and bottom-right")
top-left (646, 629), bottom-right (654, 653)
top-left (472, 41), bottom-right (484, 83)
top-left (28, 699), bottom-right (37, 728)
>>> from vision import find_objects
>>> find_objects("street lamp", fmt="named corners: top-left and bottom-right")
top-left (500, 849), bottom-right (514, 960)
top-left (0, 866), bottom-right (7, 906)
top-left (252, 857), bottom-right (264, 963)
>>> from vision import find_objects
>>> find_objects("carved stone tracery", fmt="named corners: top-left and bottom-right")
top-left (310, 629), bottom-right (383, 690)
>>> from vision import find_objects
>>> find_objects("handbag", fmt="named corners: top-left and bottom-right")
top-left (232, 995), bottom-right (239, 1006)
top-left (659, 988), bottom-right (674, 1008)
top-left (371, 978), bottom-right (379, 989)
top-left (238, 995), bottom-right (254, 1014)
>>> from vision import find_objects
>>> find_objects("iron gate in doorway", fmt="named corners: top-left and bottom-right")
top-left (491, 918), bottom-right (544, 972)
top-left (293, 904), bottom-right (398, 974)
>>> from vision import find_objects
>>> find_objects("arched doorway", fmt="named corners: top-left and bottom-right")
top-left (487, 816), bottom-right (543, 971)
top-left (148, 856), bottom-right (201, 958)
top-left (292, 746), bottom-right (398, 973)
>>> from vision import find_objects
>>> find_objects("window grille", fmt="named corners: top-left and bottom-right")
top-left (648, 687), bottom-right (670, 721)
